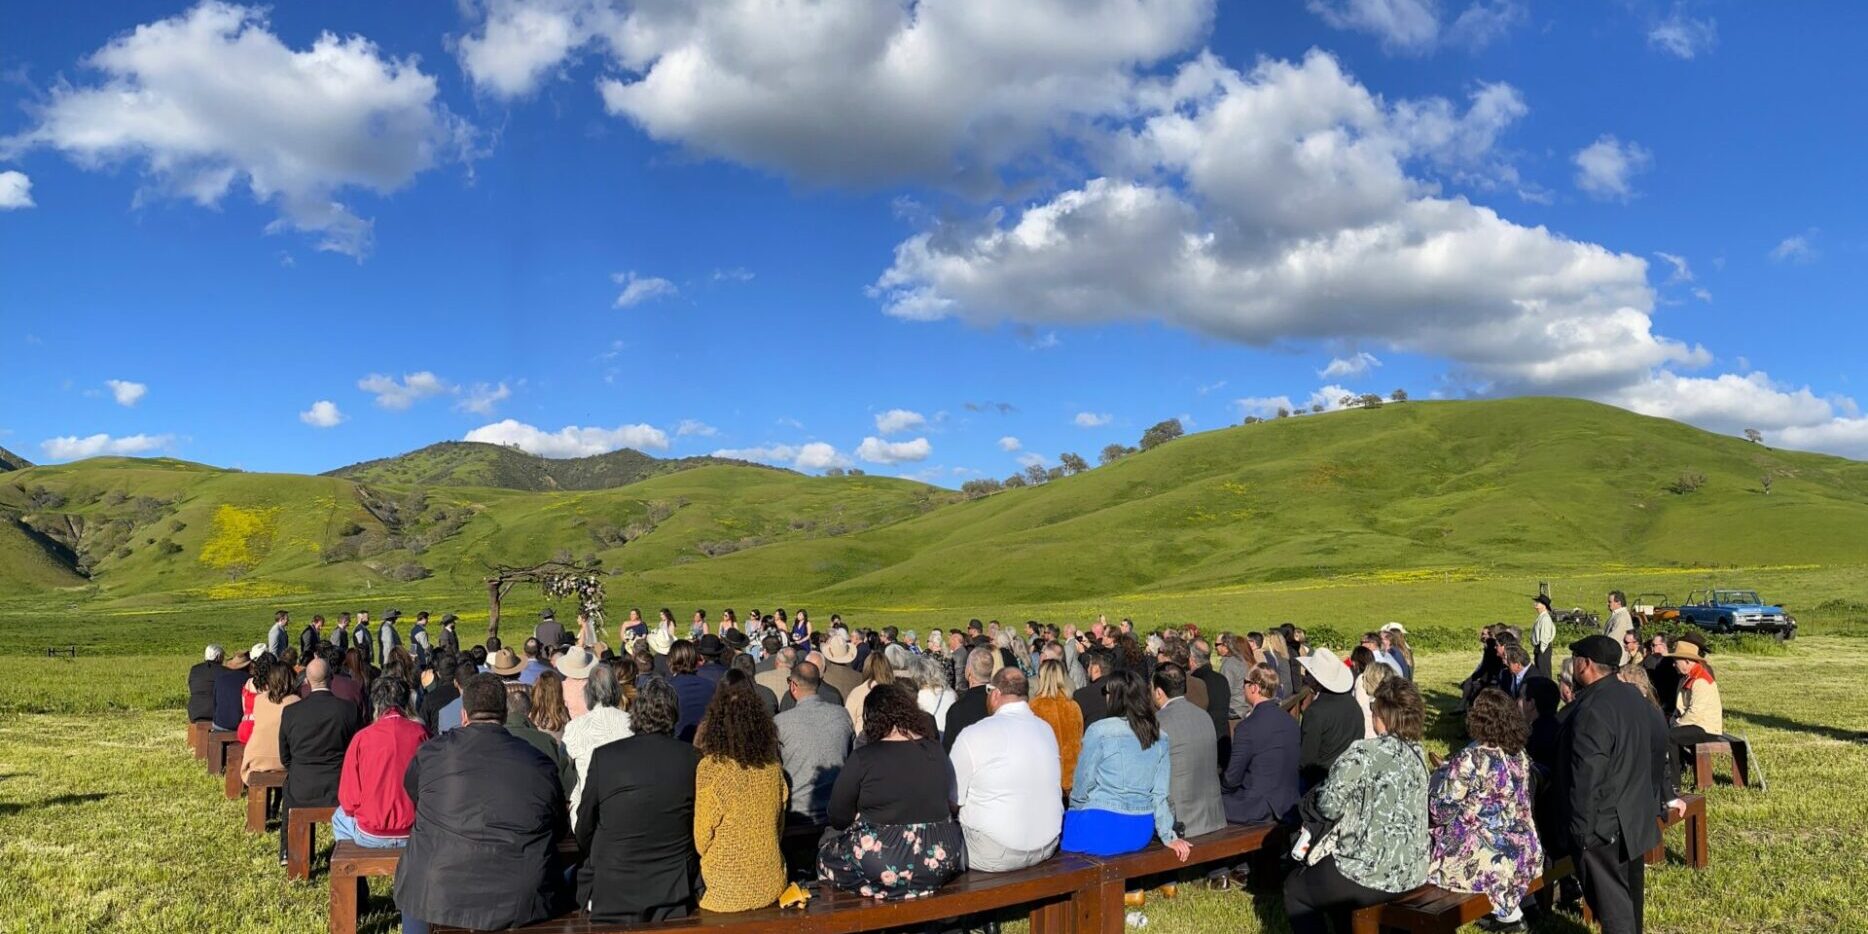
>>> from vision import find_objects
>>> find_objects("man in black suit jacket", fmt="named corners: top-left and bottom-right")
top-left (1557, 636), bottom-right (1681, 934)
top-left (1189, 641), bottom-right (1233, 754)
top-left (186, 646), bottom-right (222, 723)
top-left (1073, 650), bottom-right (1115, 727)
top-left (941, 647), bottom-right (996, 752)
top-left (279, 657), bottom-right (364, 864)
top-left (574, 677), bottom-right (697, 923)
top-left (298, 616), bottom-right (324, 658)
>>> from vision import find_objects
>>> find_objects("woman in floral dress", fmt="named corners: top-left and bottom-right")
top-left (818, 683), bottom-right (966, 900)
top-left (1428, 687), bottom-right (1543, 933)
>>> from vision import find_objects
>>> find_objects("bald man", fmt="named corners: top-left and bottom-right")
top-left (277, 656), bottom-right (364, 865)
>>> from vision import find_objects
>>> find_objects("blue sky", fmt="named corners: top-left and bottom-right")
top-left (2, 0), bottom-right (1863, 485)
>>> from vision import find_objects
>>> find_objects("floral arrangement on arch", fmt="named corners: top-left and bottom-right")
top-left (541, 572), bottom-right (607, 644)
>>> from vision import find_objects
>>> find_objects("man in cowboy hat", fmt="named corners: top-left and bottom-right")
top-left (211, 650), bottom-right (254, 732)
top-left (437, 613), bottom-right (461, 656)
top-left (1295, 646), bottom-right (1361, 791)
top-left (1531, 595), bottom-right (1557, 677)
top-left (488, 647), bottom-right (529, 682)
top-left (535, 609), bottom-right (566, 649)
top-left (379, 609), bottom-right (404, 656)
top-left (694, 634), bottom-right (729, 684)
top-left (555, 645), bottom-right (599, 719)
top-left (819, 631), bottom-right (864, 697)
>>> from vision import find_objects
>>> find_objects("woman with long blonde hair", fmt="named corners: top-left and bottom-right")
top-left (1262, 631), bottom-right (1293, 700)
top-left (1028, 659), bottom-right (1085, 791)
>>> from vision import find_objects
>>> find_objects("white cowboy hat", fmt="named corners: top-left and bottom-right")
top-left (555, 646), bottom-right (598, 680)
top-left (1380, 622), bottom-right (1407, 634)
top-left (1298, 646), bottom-right (1354, 694)
top-left (823, 634), bottom-right (857, 665)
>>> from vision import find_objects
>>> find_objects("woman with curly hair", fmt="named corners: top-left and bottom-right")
top-left (692, 670), bottom-right (788, 912)
top-left (1427, 686), bottom-right (1540, 932)
top-left (818, 683), bottom-right (964, 901)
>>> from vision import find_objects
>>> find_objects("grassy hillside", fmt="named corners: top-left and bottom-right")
top-left (0, 444), bottom-right (31, 472)
top-left (5, 399), bottom-right (1867, 619)
top-left (324, 440), bottom-right (770, 491)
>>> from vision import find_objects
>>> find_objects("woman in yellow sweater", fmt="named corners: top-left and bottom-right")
top-left (693, 671), bottom-right (788, 913)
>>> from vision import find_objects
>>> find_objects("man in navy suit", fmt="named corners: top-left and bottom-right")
top-left (1221, 663), bottom-right (1301, 827)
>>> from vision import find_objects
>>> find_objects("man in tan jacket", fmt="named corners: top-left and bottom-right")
top-left (1603, 591), bottom-right (1635, 663)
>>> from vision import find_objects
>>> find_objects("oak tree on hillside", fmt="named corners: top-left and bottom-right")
top-left (1022, 463), bottom-right (1050, 486)
top-left (1099, 443), bottom-right (1136, 465)
top-left (1139, 418), bottom-right (1184, 450)
top-left (1059, 452), bottom-right (1089, 474)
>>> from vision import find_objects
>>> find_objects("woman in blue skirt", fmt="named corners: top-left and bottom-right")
top-left (1062, 669), bottom-right (1193, 862)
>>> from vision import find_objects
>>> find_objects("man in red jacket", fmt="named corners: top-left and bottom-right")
top-left (334, 675), bottom-right (427, 848)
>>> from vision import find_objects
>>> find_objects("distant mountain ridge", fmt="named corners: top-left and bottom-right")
top-left (323, 440), bottom-right (776, 491)
top-left (0, 445), bottom-right (32, 472)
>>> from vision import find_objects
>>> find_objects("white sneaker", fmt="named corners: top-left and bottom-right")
top-left (1125, 911), bottom-right (1149, 928)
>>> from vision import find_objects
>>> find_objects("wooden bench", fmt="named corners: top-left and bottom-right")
top-left (1688, 735), bottom-right (1758, 790)
top-left (245, 770), bottom-right (286, 833)
top-left (189, 721), bottom-right (210, 759)
top-left (330, 838), bottom-right (580, 934)
top-left (205, 730), bottom-right (240, 776)
top-left (1078, 823), bottom-right (1282, 932)
top-left (1350, 856), bottom-right (1584, 934)
top-left (1646, 792), bottom-right (1708, 868)
top-left (428, 852), bottom-right (1104, 934)
top-left (222, 744), bottom-right (246, 800)
top-left (286, 806), bottom-right (338, 881)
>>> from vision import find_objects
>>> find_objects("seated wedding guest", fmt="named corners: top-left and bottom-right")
top-left (505, 686), bottom-right (574, 798)
top-left (565, 665), bottom-right (634, 827)
top-left (240, 661), bottom-right (299, 785)
top-left (575, 678), bottom-right (700, 923)
top-left (189, 644), bottom-right (224, 725)
top-left (1643, 633), bottom-right (1682, 714)
top-left (730, 651), bottom-right (779, 715)
top-left (1154, 662), bottom-right (1226, 840)
top-left (1282, 678), bottom-right (1430, 934)
top-left (1063, 670), bottom-right (1193, 862)
top-left (417, 653), bottom-right (460, 734)
top-left (775, 661), bottom-right (853, 827)
top-left (668, 640), bottom-right (717, 742)
top-left (334, 676), bottom-right (426, 849)
top-left (694, 679), bottom-right (787, 912)
top-left (843, 650), bottom-right (898, 735)
top-left (1298, 647), bottom-right (1362, 789)
top-left (212, 650), bottom-right (252, 731)
top-left (942, 647), bottom-right (997, 751)
top-left (528, 670), bottom-right (572, 740)
top-left (1665, 640), bottom-right (1724, 775)
top-left (1028, 658), bottom-right (1084, 792)
top-left (396, 674), bottom-right (567, 934)
top-left (950, 668), bottom-right (1063, 871)
top-left (279, 658), bottom-right (364, 866)
top-left (779, 649), bottom-right (846, 711)
top-left (237, 654), bottom-right (269, 744)
top-left (913, 654), bottom-right (959, 736)
top-left (1223, 663), bottom-right (1300, 825)
top-left (1427, 687), bottom-right (1542, 933)
top-left (818, 684), bottom-right (965, 900)
top-left (557, 646), bottom-right (600, 721)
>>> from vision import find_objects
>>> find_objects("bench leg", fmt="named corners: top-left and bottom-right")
top-left (1688, 810), bottom-right (1708, 869)
top-left (1730, 746), bottom-right (1749, 788)
top-left (1348, 906), bottom-right (1382, 934)
top-left (246, 786), bottom-right (269, 833)
top-left (329, 872), bottom-right (365, 934)
top-left (1029, 897), bottom-right (1069, 934)
top-left (224, 750), bottom-right (245, 800)
top-left (1644, 840), bottom-right (1664, 866)
top-left (1693, 748), bottom-right (1713, 790)
top-left (1074, 877), bottom-right (1124, 934)
top-left (288, 814), bottom-right (312, 881)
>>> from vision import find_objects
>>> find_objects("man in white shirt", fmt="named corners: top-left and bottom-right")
top-left (948, 667), bottom-right (1063, 872)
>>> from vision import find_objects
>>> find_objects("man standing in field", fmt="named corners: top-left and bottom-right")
top-left (353, 610), bottom-right (374, 668)
top-left (1604, 592), bottom-right (1634, 664)
top-left (379, 609), bottom-right (403, 656)
top-left (1532, 595), bottom-right (1557, 678)
top-left (331, 612), bottom-right (351, 655)
top-left (266, 610), bottom-right (290, 659)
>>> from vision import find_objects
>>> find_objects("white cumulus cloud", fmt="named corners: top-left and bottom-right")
top-left (1648, 6), bottom-right (1717, 59)
top-left (675, 419), bottom-right (718, 437)
top-left (1074, 412), bottom-right (1112, 428)
top-left (40, 432), bottom-right (173, 460)
top-left (104, 379), bottom-right (147, 407)
top-left (1770, 233), bottom-right (1817, 264)
top-left (0, 171), bottom-right (33, 209)
top-left (359, 371), bottom-right (451, 410)
top-left (299, 400), bottom-right (345, 428)
top-left (456, 381), bottom-right (512, 416)
top-left (874, 408), bottom-right (927, 435)
top-left (465, 419), bottom-right (670, 457)
top-left (1319, 353), bottom-right (1382, 379)
top-left (1307, 0), bottom-right (1525, 55)
top-left (613, 271), bottom-right (678, 307)
top-left (1573, 135), bottom-right (1651, 201)
top-left (856, 436), bottom-right (933, 465)
top-left (713, 441), bottom-right (851, 471)
top-left (2, 3), bottom-right (472, 257)
top-left (997, 435), bottom-right (1022, 452)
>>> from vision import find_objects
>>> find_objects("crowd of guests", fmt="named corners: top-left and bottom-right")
top-left (182, 596), bottom-right (1719, 934)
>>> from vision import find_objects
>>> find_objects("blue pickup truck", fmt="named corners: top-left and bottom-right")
top-left (1677, 589), bottom-right (1798, 639)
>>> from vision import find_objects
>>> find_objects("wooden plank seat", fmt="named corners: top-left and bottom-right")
top-left (1349, 855), bottom-right (1585, 934)
top-left (428, 852), bottom-right (1105, 934)
top-left (244, 770), bottom-right (286, 833)
top-left (286, 806), bottom-right (338, 881)
top-left (222, 744), bottom-right (247, 800)
top-left (1645, 792), bottom-right (1708, 868)
top-left (189, 721), bottom-right (210, 759)
top-left (1688, 735), bottom-right (1758, 790)
top-left (205, 730), bottom-right (240, 776)
top-left (1077, 823), bottom-right (1283, 933)
top-left (328, 838), bottom-right (580, 934)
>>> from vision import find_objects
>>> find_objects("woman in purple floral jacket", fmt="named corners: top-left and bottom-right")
top-left (1427, 687), bottom-right (1543, 933)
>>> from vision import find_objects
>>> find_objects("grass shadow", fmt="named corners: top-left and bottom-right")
top-left (1731, 709), bottom-right (1868, 744)
top-left (0, 791), bottom-right (113, 816)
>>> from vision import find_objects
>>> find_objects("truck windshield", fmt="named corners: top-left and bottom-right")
top-left (1714, 591), bottom-right (1762, 605)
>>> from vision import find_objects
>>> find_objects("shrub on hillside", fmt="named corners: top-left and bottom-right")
top-left (387, 562), bottom-right (431, 582)
top-left (1666, 472), bottom-right (1707, 495)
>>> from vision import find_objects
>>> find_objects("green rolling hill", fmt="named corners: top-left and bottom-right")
top-left (324, 440), bottom-right (770, 491)
top-left (5, 398), bottom-right (1867, 611)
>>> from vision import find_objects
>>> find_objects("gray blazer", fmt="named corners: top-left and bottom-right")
top-left (1158, 697), bottom-right (1226, 839)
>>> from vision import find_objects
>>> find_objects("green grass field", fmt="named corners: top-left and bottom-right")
top-left (2, 635), bottom-right (1862, 933)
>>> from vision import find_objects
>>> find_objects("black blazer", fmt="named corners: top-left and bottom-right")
top-left (777, 680), bottom-right (843, 713)
top-left (187, 660), bottom-right (219, 722)
top-left (941, 685), bottom-right (990, 753)
top-left (1193, 666), bottom-right (1232, 736)
top-left (1555, 676), bottom-right (1673, 861)
top-left (278, 690), bottom-right (364, 810)
top-left (1073, 676), bottom-right (1110, 728)
top-left (397, 722), bottom-right (567, 930)
top-left (574, 732), bottom-right (700, 924)
top-left (1222, 700), bottom-right (1301, 825)
top-left (1298, 690), bottom-right (1362, 790)
top-left (298, 625), bottom-right (321, 657)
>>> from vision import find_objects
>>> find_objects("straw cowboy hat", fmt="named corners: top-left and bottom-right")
top-left (488, 648), bottom-right (527, 677)
top-left (823, 633), bottom-right (858, 665)
top-left (1667, 641), bottom-right (1711, 664)
top-left (1380, 622), bottom-right (1407, 634)
top-left (555, 646), bottom-right (599, 680)
top-left (1298, 646), bottom-right (1354, 693)
top-left (223, 651), bottom-right (253, 670)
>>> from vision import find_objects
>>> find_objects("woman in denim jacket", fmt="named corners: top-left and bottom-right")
top-left (1062, 670), bottom-right (1194, 861)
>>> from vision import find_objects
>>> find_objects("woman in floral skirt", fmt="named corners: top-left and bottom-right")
top-left (1427, 686), bottom-right (1543, 932)
top-left (818, 683), bottom-right (965, 900)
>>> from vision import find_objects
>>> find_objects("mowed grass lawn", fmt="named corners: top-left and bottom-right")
top-left (1, 640), bottom-right (1864, 933)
